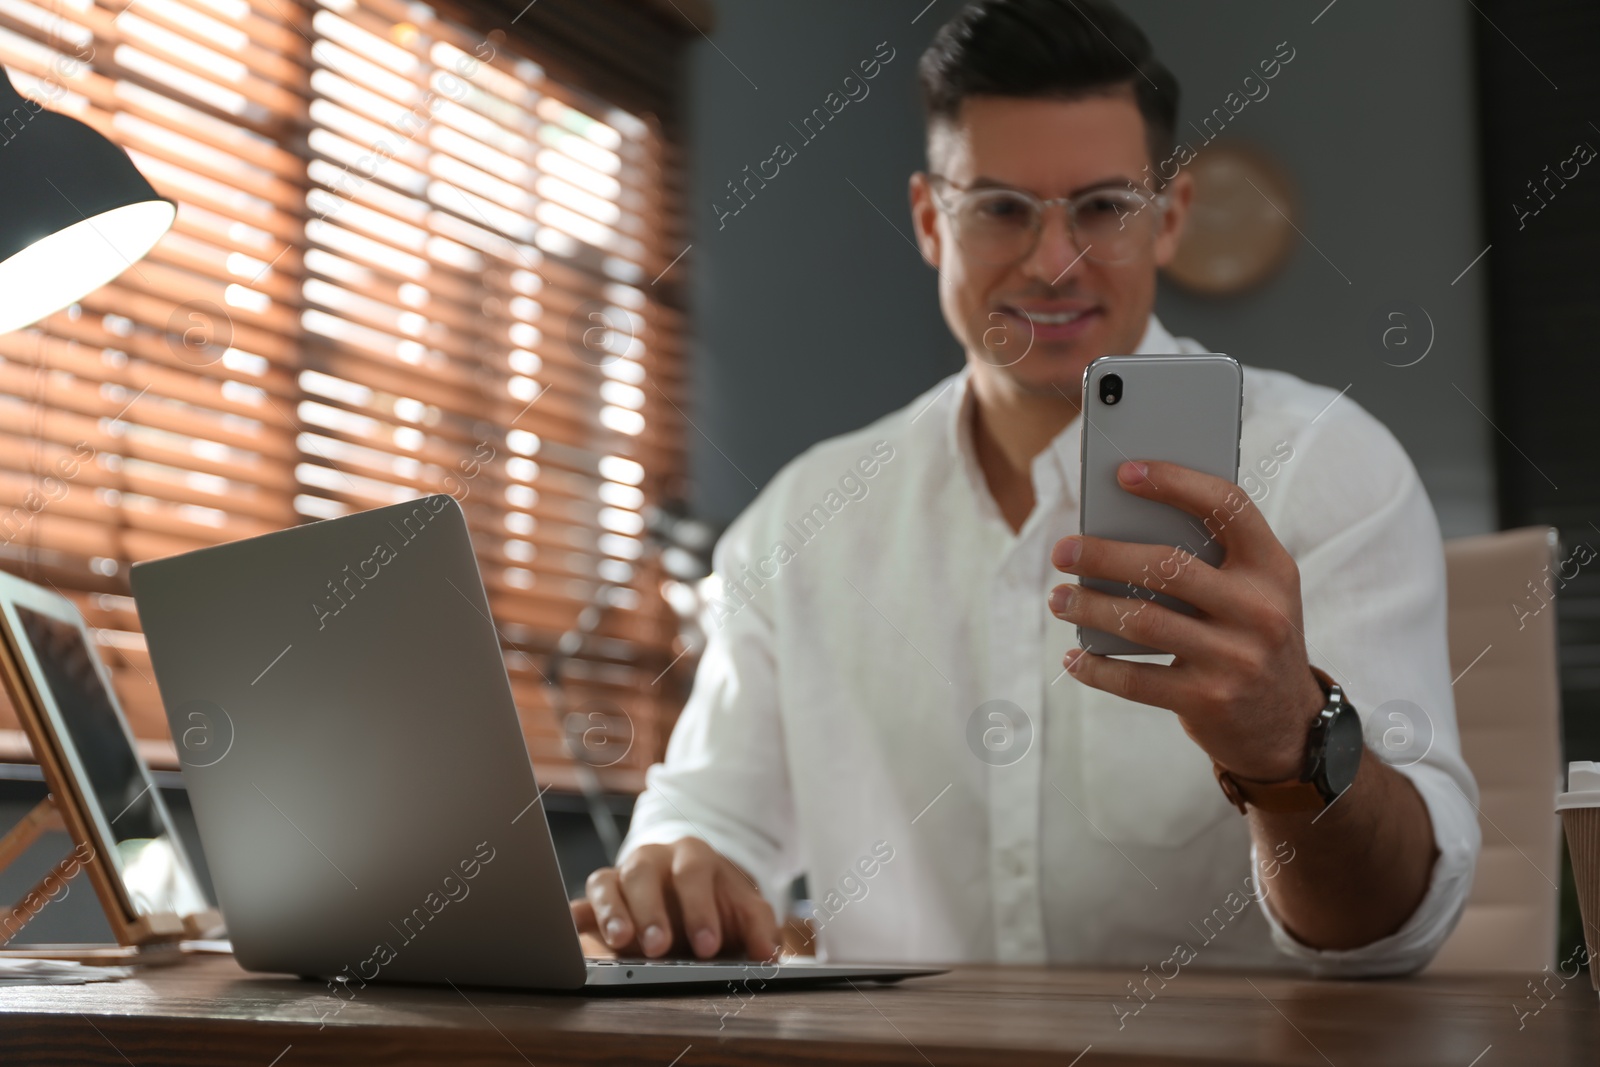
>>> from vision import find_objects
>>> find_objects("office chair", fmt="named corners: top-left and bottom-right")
top-left (1427, 526), bottom-right (1564, 973)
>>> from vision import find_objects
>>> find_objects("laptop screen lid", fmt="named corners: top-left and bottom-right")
top-left (131, 495), bottom-right (588, 990)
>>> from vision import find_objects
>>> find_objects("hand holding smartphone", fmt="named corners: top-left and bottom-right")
top-left (1076, 354), bottom-right (1243, 656)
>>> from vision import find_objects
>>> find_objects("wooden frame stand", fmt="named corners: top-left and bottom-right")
top-left (0, 794), bottom-right (198, 965)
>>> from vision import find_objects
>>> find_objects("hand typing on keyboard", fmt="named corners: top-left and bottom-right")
top-left (569, 837), bottom-right (779, 961)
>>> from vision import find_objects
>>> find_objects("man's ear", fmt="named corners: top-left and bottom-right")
top-left (1152, 168), bottom-right (1194, 268)
top-left (908, 171), bottom-right (942, 270)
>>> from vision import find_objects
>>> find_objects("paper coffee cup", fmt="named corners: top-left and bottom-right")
top-left (1556, 761), bottom-right (1600, 994)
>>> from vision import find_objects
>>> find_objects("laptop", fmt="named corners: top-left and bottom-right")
top-left (131, 494), bottom-right (939, 990)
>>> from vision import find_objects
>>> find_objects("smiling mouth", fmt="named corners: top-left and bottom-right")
top-left (999, 305), bottom-right (1101, 328)
top-left (1018, 308), bottom-right (1092, 325)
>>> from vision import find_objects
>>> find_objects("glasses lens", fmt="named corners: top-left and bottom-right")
top-left (1074, 189), bottom-right (1158, 264)
top-left (953, 189), bottom-right (1040, 265)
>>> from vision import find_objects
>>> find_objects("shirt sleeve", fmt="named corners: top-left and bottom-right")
top-left (617, 506), bottom-right (801, 919)
top-left (1249, 398), bottom-right (1482, 976)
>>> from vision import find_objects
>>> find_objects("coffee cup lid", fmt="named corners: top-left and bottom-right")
top-left (1556, 761), bottom-right (1600, 811)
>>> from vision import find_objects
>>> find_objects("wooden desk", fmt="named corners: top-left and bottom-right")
top-left (0, 955), bottom-right (1592, 1066)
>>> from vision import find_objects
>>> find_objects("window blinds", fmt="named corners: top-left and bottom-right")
top-left (0, 0), bottom-right (690, 791)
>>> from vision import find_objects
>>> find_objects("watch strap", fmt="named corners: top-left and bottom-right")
top-left (1213, 762), bottom-right (1326, 815)
top-left (1213, 666), bottom-right (1340, 816)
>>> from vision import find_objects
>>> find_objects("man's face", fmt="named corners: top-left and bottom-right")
top-left (910, 93), bottom-right (1192, 402)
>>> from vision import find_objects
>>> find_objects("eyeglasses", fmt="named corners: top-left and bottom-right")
top-left (925, 174), bottom-right (1169, 267)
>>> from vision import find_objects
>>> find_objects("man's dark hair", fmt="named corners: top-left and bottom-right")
top-left (918, 0), bottom-right (1179, 169)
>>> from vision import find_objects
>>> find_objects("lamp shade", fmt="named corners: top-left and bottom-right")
top-left (0, 65), bottom-right (175, 335)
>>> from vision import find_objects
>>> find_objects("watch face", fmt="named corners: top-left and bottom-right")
top-left (1322, 706), bottom-right (1365, 796)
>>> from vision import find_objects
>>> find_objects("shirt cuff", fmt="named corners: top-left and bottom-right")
top-left (1250, 761), bottom-right (1480, 976)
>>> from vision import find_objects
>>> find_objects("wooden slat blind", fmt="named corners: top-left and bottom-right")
top-left (0, 0), bottom-right (690, 792)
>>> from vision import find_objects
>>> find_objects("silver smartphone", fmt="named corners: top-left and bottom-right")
top-left (1077, 353), bottom-right (1243, 656)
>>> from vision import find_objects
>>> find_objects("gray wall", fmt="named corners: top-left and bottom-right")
top-left (684, 0), bottom-right (1496, 538)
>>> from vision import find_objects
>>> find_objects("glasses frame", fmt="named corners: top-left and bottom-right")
top-left (924, 173), bottom-right (1170, 267)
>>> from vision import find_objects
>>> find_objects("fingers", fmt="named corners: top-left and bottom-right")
top-left (725, 874), bottom-right (780, 961)
top-left (584, 840), bottom-right (778, 961)
top-left (672, 842), bottom-right (779, 961)
top-left (1052, 533), bottom-right (1236, 619)
top-left (1049, 581), bottom-right (1217, 661)
top-left (670, 841), bottom-right (724, 959)
top-left (616, 850), bottom-right (675, 957)
top-left (1062, 646), bottom-right (1180, 709)
top-left (570, 900), bottom-right (617, 958)
top-left (1114, 460), bottom-right (1278, 566)
top-left (584, 866), bottom-right (637, 951)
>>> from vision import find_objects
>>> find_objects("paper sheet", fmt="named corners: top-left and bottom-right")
top-left (0, 957), bottom-right (134, 985)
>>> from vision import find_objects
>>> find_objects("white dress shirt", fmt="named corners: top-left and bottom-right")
top-left (622, 315), bottom-right (1480, 975)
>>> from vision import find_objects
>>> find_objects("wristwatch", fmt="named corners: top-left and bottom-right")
top-left (1213, 666), bottom-right (1364, 815)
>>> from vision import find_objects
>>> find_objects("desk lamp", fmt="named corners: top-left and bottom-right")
top-left (0, 65), bottom-right (174, 334)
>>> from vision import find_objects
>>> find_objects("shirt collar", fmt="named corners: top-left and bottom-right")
top-left (944, 313), bottom-right (1184, 523)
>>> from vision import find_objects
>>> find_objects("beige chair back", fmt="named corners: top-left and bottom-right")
top-left (1428, 526), bottom-right (1563, 973)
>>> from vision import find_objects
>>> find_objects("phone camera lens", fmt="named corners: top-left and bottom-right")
top-left (1100, 373), bottom-right (1123, 405)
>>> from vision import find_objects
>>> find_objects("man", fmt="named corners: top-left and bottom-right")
top-left (571, 0), bottom-right (1479, 974)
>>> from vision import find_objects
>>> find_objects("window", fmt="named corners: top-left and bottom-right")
top-left (0, 0), bottom-right (692, 791)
